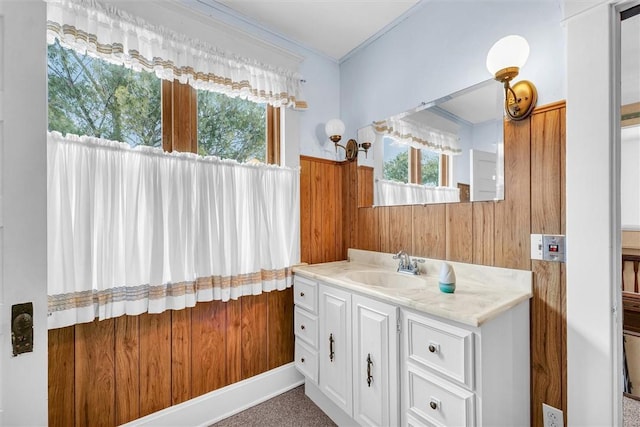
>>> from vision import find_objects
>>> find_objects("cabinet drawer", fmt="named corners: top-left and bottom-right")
top-left (407, 366), bottom-right (475, 427)
top-left (294, 275), bottom-right (318, 314)
top-left (405, 311), bottom-right (474, 389)
top-left (295, 340), bottom-right (318, 383)
top-left (294, 306), bottom-right (318, 347)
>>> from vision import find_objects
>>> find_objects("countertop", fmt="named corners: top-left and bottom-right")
top-left (292, 249), bottom-right (533, 327)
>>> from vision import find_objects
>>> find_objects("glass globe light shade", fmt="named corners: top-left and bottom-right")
top-left (486, 35), bottom-right (530, 76)
top-left (325, 118), bottom-right (345, 138)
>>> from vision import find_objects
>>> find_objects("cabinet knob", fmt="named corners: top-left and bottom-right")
top-left (300, 357), bottom-right (305, 363)
top-left (430, 401), bottom-right (438, 410)
top-left (428, 342), bottom-right (439, 353)
top-left (429, 344), bottom-right (436, 353)
top-left (300, 324), bottom-right (306, 330)
top-left (300, 292), bottom-right (305, 297)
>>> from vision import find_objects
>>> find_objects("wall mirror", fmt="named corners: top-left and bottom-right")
top-left (357, 79), bottom-right (505, 207)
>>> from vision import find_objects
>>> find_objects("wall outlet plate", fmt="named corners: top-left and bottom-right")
top-left (542, 403), bottom-right (564, 427)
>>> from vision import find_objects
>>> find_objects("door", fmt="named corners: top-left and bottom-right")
top-left (0, 1), bottom-right (49, 425)
top-left (319, 284), bottom-right (352, 416)
top-left (352, 295), bottom-right (399, 427)
top-left (470, 149), bottom-right (497, 201)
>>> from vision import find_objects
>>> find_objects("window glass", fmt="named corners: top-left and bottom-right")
top-left (420, 149), bottom-right (440, 186)
top-left (197, 90), bottom-right (267, 162)
top-left (383, 137), bottom-right (409, 183)
top-left (48, 40), bottom-right (161, 148)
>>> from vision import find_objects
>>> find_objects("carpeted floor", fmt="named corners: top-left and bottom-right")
top-left (211, 385), bottom-right (336, 427)
top-left (213, 387), bottom-right (640, 426)
top-left (625, 395), bottom-right (640, 427)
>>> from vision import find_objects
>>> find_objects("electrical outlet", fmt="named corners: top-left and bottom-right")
top-left (542, 403), bottom-right (564, 427)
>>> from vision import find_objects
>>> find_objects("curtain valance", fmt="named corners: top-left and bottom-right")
top-left (47, 131), bottom-right (300, 329)
top-left (45, 0), bottom-right (307, 109)
top-left (373, 118), bottom-right (461, 155)
top-left (375, 179), bottom-right (460, 206)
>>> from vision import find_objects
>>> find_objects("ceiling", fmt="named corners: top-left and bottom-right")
top-left (189, 0), bottom-right (638, 108)
top-left (194, 0), bottom-right (421, 61)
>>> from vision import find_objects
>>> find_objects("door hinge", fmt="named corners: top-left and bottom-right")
top-left (396, 316), bottom-right (401, 333)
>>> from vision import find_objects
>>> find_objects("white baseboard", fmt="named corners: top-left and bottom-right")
top-left (121, 363), bottom-right (304, 427)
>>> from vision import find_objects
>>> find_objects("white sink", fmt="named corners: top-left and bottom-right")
top-left (344, 271), bottom-right (429, 289)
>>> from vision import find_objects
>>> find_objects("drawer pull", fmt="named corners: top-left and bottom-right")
top-left (366, 353), bottom-right (374, 387)
top-left (300, 324), bottom-right (306, 330)
top-left (329, 333), bottom-right (335, 362)
top-left (428, 342), bottom-right (440, 354)
top-left (300, 291), bottom-right (305, 297)
top-left (429, 397), bottom-right (440, 410)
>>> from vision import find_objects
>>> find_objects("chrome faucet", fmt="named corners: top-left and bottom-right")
top-left (393, 250), bottom-right (423, 275)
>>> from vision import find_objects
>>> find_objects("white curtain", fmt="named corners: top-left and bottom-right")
top-left (45, 0), bottom-right (306, 109)
top-left (375, 179), bottom-right (460, 206)
top-left (47, 132), bottom-right (300, 329)
top-left (372, 118), bottom-right (461, 155)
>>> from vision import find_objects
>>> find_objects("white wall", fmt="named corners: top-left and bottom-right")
top-left (565, 0), bottom-right (621, 425)
top-left (339, 1), bottom-right (565, 141)
top-left (0, 1), bottom-right (49, 425)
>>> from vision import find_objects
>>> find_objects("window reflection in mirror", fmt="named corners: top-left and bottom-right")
top-left (359, 79), bottom-right (504, 207)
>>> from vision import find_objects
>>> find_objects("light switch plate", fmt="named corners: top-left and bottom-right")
top-left (531, 234), bottom-right (543, 260)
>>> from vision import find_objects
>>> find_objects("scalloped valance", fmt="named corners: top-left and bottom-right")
top-left (46, 0), bottom-right (307, 109)
top-left (373, 118), bottom-right (461, 155)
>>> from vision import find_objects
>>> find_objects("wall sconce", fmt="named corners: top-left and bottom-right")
top-left (486, 35), bottom-right (538, 121)
top-left (325, 118), bottom-right (372, 162)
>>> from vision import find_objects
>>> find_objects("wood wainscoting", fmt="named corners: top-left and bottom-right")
top-left (48, 289), bottom-right (294, 426)
top-left (299, 101), bottom-right (567, 427)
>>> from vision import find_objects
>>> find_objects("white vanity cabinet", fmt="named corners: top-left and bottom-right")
top-left (293, 275), bottom-right (319, 383)
top-left (351, 294), bottom-right (399, 427)
top-left (318, 284), bottom-right (353, 415)
top-left (294, 274), bottom-right (399, 427)
top-left (401, 303), bottom-right (530, 427)
top-left (293, 261), bottom-right (530, 427)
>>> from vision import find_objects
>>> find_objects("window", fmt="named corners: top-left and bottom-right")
top-left (382, 136), bottom-right (447, 186)
top-left (197, 90), bottom-right (267, 162)
top-left (48, 40), bottom-right (162, 148)
top-left (383, 137), bottom-right (409, 183)
top-left (419, 149), bottom-right (440, 186)
top-left (48, 40), bottom-right (279, 164)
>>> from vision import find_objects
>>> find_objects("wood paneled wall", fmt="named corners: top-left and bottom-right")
top-left (357, 166), bottom-right (374, 208)
top-left (299, 102), bottom-right (567, 427)
top-left (48, 290), bottom-right (293, 426)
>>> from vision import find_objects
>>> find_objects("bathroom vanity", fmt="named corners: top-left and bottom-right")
top-left (292, 249), bottom-right (532, 427)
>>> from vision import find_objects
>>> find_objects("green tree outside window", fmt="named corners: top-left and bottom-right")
top-left (48, 40), bottom-right (161, 148)
top-left (48, 40), bottom-right (267, 163)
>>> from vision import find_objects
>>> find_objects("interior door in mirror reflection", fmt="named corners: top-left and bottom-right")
top-left (470, 149), bottom-right (497, 202)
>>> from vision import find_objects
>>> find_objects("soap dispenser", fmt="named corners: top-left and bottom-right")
top-left (438, 262), bottom-right (456, 293)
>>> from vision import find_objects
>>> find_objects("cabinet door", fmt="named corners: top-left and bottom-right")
top-left (319, 284), bottom-right (352, 416)
top-left (352, 295), bottom-right (399, 427)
